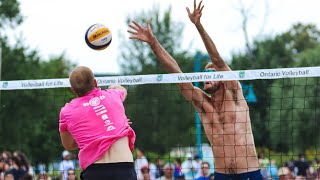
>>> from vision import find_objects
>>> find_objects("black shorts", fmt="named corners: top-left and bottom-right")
top-left (213, 169), bottom-right (263, 180)
top-left (80, 162), bottom-right (137, 180)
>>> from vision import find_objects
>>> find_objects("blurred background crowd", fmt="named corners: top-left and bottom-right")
top-left (1, 149), bottom-right (319, 180)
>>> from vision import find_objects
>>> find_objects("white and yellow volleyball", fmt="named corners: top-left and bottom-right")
top-left (85, 24), bottom-right (112, 50)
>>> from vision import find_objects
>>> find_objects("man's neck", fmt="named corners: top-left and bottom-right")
top-left (210, 87), bottom-right (225, 109)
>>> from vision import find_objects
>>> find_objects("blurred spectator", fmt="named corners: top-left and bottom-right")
top-left (277, 166), bottom-right (293, 180)
top-left (13, 151), bottom-right (33, 176)
top-left (35, 161), bottom-right (46, 175)
top-left (37, 172), bottom-right (51, 180)
top-left (3, 172), bottom-right (14, 180)
top-left (155, 159), bottom-right (164, 178)
top-left (1, 157), bottom-right (5, 178)
top-left (195, 162), bottom-right (210, 180)
top-left (258, 151), bottom-right (269, 179)
top-left (59, 150), bottom-right (75, 180)
top-left (1, 152), bottom-right (12, 164)
top-left (266, 159), bottom-right (278, 180)
top-left (174, 158), bottom-right (184, 179)
top-left (19, 174), bottom-right (33, 180)
top-left (141, 165), bottom-right (153, 180)
top-left (67, 168), bottom-right (77, 180)
top-left (295, 175), bottom-right (306, 180)
top-left (193, 154), bottom-right (202, 179)
top-left (309, 158), bottom-right (320, 179)
top-left (147, 158), bottom-right (157, 180)
top-left (9, 155), bottom-right (28, 180)
top-left (209, 174), bottom-right (214, 180)
top-left (181, 153), bottom-right (197, 180)
top-left (175, 175), bottom-right (185, 180)
top-left (294, 154), bottom-right (310, 178)
top-left (156, 163), bottom-right (174, 180)
top-left (135, 148), bottom-right (148, 180)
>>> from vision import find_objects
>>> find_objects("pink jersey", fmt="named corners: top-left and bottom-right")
top-left (59, 88), bottom-right (136, 170)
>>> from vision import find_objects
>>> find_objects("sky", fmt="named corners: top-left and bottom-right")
top-left (8, 0), bottom-right (319, 74)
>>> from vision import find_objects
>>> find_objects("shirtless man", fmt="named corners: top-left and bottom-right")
top-left (59, 66), bottom-right (136, 180)
top-left (127, 0), bottom-right (261, 179)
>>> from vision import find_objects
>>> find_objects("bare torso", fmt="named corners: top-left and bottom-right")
top-left (198, 88), bottom-right (260, 174)
top-left (94, 136), bottom-right (134, 163)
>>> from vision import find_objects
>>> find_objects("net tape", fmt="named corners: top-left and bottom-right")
top-left (0, 66), bottom-right (319, 90)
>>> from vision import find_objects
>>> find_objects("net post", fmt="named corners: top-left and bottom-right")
top-left (194, 52), bottom-right (211, 159)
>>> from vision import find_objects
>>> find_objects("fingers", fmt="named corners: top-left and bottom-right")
top-left (197, 0), bottom-right (203, 10)
top-left (128, 24), bottom-right (139, 31)
top-left (127, 30), bottom-right (138, 35)
top-left (146, 20), bottom-right (151, 30)
top-left (194, 0), bottom-right (196, 10)
top-left (186, 7), bottom-right (191, 15)
top-left (200, 5), bottom-right (204, 13)
top-left (132, 21), bottom-right (143, 30)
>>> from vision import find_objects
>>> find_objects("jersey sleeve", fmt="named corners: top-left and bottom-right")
top-left (59, 109), bottom-right (68, 132)
top-left (107, 89), bottom-right (126, 102)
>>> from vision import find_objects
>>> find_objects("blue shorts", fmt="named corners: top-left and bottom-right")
top-left (213, 169), bottom-right (263, 180)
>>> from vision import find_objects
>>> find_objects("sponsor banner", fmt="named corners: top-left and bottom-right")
top-left (1, 67), bottom-right (319, 90)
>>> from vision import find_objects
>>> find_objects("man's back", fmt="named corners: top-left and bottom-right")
top-left (59, 88), bottom-right (135, 170)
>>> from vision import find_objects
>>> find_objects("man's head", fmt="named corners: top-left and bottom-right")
top-left (163, 163), bottom-right (174, 178)
top-left (62, 150), bottom-right (71, 160)
top-left (203, 63), bottom-right (222, 94)
top-left (136, 148), bottom-right (145, 158)
top-left (201, 162), bottom-right (210, 176)
top-left (194, 154), bottom-right (200, 162)
top-left (174, 158), bottom-right (181, 165)
top-left (4, 172), bottom-right (14, 180)
top-left (298, 153), bottom-right (305, 161)
top-left (277, 167), bottom-right (290, 180)
top-left (69, 66), bottom-right (97, 97)
top-left (67, 168), bottom-right (76, 180)
top-left (186, 153), bottom-right (193, 160)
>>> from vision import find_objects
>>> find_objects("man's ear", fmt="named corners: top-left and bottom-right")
top-left (94, 79), bottom-right (98, 87)
top-left (70, 87), bottom-right (76, 94)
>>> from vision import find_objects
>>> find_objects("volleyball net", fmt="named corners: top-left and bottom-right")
top-left (0, 66), bottom-right (319, 178)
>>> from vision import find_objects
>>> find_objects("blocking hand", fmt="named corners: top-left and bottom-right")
top-left (186, 0), bottom-right (204, 26)
top-left (128, 20), bottom-right (155, 44)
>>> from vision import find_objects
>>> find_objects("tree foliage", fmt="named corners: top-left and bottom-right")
top-left (0, 0), bottom-right (23, 29)
top-left (0, 38), bottom-right (75, 163)
top-left (119, 6), bottom-right (199, 154)
top-left (0, 0), bottom-right (75, 164)
top-left (230, 23), bottom-right (320, 152)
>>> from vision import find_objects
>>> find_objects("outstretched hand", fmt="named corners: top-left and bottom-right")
top-left (186, 0), bottom-right (204, 25)
top-left (128, 20), bottom-right (155, 44)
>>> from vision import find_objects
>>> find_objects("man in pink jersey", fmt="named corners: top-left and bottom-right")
top-left (59, 66), bottom-right (137, 180)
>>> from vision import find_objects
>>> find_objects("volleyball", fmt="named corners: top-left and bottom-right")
top-left (85, 23), bottom-right (112, 50)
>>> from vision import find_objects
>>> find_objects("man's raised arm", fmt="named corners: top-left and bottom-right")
top-left (186, 0), bottom-right (230, 72)
top-left (128, 20), bottom-right (182, 74)
top-left (127, 20), bottom-right (205, 104)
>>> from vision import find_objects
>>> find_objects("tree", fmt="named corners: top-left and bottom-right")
top-left (269, 45), bottom-right (320, 153)
top-left (0, 39), bottom-right (75, 163)
top-left (230, 23), bottom-right (320, 152)
top-left (0, 0), bottom-right (76, 164)
top-left (119, 6), bottom-right (198, 154)
top-left (0, 0), bottom-right (23, 29)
